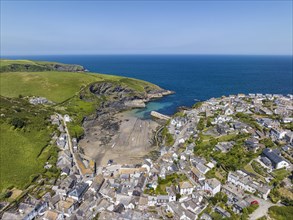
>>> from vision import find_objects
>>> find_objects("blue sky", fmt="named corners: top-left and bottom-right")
top-left (1, 1), bottom-right (292, 55)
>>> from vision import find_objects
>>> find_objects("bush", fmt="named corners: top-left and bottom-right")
top-left (197, 118), bottom-right (205, 131)
top-left (268, 206), bottom-right (293, 220)
top-left (210, 192), bottom-right (228, 205)
top-left (10, 117), bottom-right (26, 128)
top-left (247, 204), bottom-right (259, 214)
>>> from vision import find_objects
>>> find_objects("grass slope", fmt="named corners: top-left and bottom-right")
top-left (0, 59), bottom-right (162, 192)
top-left (0, 59), bottom-right (85, 72)
top-left (0, 97), bottom-right (57, 191)
top-left (0, 71), bottom-right (160, 103)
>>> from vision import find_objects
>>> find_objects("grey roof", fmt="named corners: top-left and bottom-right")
top-left (261, 156), bottom-right (272, 165)
top-left (263, 148), bottom-right (284, 165)
top-left (68, 182), bottom-right (89, 199)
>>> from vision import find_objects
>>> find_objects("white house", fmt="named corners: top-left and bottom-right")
top-left (262, 148), bottom-right (290, 169)
top-left (166, 187), bottom-right (176, 202)
top-left (204, 178), bottom-right (221, 196)
top-left (179, 181), bottom-right (194, 195)
top-left (64, 114), bottom-right (71, 122)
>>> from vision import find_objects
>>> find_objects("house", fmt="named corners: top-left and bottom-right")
top-left (157, 195), bottom-right (169, 206)
top-left (166, 186), bottom-right (177, 202)
top-left (190, 167), bottom-right (205, 183)
top-left (233, 200), bottom-right (250, 214)
top-left (68, 182), bottom-right (89, 201)
top-left (178, 181), bottom-right (194, 195)
top-left (216, 123), bottom-right (230, 135)
top-left (284, 131), bottom-right (293, 144)
top-left (245, 138), bottom-right (259, 152)
top-left (90, 174), bottom-right (105, 193)
top-left (166, 202), bottom-right (197, 220)
top-left (43, 210), bottom-right (63, 220)
top-left (258, 118), bottom-right (274, 128)
top-left (261, 156), bottom-right (272, 167)
top-left (270, 128), bottom-right (287, 140)
top-left (214, 141), bottom-right (234, 153)
top-left (64, 114), bottom-right (71, 122)
top-left (221, 183), bottom-right (245, 201)
top-left (215, 206), bottom-right (231, 218)
top-left (200, 213), bottom-right (212, 220)
top-left (56, 197), bottom-right (76, 216)
top-left (137, 196), bottom-right (148, 211)
top-left (227, 170), bottom-right (271, 200)
top-left (148, 196), bottom-right (157, 206)
top-left (182, 196), bottom-right (203, 214)
top-left (262, 148), bottom-right (290, 169)
top-left (204, 178), bottom-right (221, 196)
top-left (224, 106), bottom-right (234, 115)
top-left (72, 138), bottom-right (78, 152)
top-left (196, 163), bottom-right (210, 174)
top-left (159, 166), bottom-right (166, 179)
top-left (227, 171), bottom-right (256, 194)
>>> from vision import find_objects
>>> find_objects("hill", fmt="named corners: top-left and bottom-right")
top-left (0, 59), bottom-right (85, 73)
top-left (0, 59), bottom-right (166, 193)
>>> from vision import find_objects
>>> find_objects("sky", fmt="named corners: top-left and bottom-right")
top-left (1, 1), bottom-right (292, 55)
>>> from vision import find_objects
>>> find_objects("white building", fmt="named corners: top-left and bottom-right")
top-left (179, 181), bottom-right (194, 195)
top-left (204, 178), bottom-right (221, 196)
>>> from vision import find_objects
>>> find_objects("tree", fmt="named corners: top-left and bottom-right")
top-left (10, 117), bottom-right (26, 128)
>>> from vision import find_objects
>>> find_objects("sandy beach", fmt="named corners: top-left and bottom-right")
top-left (79, 111), bottom-right (159, 166)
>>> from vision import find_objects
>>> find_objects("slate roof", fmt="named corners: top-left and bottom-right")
top-left (68, 182), bottom-right (89, 199)
top-left (262, 148), bottom-right (284, 165)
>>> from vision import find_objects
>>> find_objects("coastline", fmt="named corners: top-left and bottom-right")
top-left (79, 88), bottom-right (174, 166)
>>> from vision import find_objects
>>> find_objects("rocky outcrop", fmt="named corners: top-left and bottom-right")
top-left (87, 81), bottom-right (173, 112)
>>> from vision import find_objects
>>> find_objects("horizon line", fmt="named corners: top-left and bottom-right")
top-left (1, 53), bottom-right (293, 57)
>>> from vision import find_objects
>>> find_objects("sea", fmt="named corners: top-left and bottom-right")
top-left (4, 55), bottom-right (293, 118)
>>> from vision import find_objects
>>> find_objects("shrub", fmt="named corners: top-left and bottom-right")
top-left (268, 206), bottom-right (293, 220)
top-left (10, 117), bottom-right (26, 128)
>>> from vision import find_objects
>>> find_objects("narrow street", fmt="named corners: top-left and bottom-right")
top-left (58, 114), bottom-right (83, 176)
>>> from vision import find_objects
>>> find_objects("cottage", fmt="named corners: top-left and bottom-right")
top-left (157, 195), bottom-right (169, 206)
top-left (179, 181), bottom-right (194, 195)
top-left (204, 178), bottom-right (221, 196)
top-left (167, 202), bottom-right (197, 220)
top-left (196, 163), bottom-right (210, 174)
top-left (43, 210), bottom-right (63, 220)
top-left (166, 186), bottom-right (177, 202)
top-left (245, 138), bottom-right (259, 152)
top-left (190, 167), bottom-right (205, 183)
top-left (56, 198), bottom-right (76, 216)
top-left (214, 141), bottom-right (234, 153)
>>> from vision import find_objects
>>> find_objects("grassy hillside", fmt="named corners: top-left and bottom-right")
top-left (0, 59), bottom-right (163, 193)
top-left (0, 59), bottom-right (85, 72)
top-left (0, 71), bottom-right (160, 103)
top-left (0, 96), bottom-right (58, 191)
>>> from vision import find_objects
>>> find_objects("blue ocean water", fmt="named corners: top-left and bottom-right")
top-left (4, 55), bottom-right (293, 118)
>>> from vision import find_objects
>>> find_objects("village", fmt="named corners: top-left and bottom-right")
top-left (1, 93), bottom-right (293, 220)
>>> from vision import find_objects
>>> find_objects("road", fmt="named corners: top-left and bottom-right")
top-left (58, 114), bottom-right (83, 176)
top-left (249, 195), bottom-right (281, 220)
